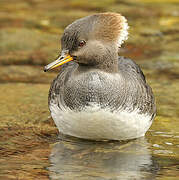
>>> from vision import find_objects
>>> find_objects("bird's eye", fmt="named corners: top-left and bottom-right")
top-left (78, 40), bottom-right (86, 47)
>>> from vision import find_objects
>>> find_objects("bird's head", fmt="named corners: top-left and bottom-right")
top-left (44, 12), bottom-right (128, 72)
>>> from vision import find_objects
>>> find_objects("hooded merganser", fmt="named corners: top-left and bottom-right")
top-left (44, 12), bottom-right (156, 140)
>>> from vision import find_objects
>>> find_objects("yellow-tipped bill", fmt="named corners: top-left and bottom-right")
top-left (44, 54), bottom-right (73, 72)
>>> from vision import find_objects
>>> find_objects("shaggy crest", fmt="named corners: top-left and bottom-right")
top-left (94, 13), bottom-right (129, 47)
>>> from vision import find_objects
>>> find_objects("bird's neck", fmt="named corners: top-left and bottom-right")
top-left (78, 53), bottom-right (119, 73)
top-left (97, 45), bottom-right (119, 73)
top-left (96, 55), bottom-right (119, 73)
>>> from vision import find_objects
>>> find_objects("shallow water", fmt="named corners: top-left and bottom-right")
top-left (0, 71), bottom-right (178, 180)
top-left (0, 0), bottom-right (179, 179)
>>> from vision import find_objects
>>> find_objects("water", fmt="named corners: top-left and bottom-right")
top-left (0, 68), bottom-right (178, 180)
top-left (0, 0), bottom-right (179, 179)
top-left (49, 137), bottom-right (159, 180)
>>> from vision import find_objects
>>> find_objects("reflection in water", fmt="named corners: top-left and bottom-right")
top-left (49, 136), bottom-right (159, 180)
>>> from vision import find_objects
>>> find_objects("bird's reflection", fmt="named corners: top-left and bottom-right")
top-left (49, 135), bottom-right (158, 180)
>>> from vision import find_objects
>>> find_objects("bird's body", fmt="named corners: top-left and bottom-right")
top-left (45, 13), bottom-right (156, 140)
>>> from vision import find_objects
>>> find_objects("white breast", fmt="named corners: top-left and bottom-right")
top-left (50, 103), bottom-right (153, 141)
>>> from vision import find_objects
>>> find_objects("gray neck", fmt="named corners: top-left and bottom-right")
top-left (78, 46), bottom-right (119, 73)
top-left (96, 44), bottom-right (119, 73)
top-left (95, 53), bottom-right (119, 73)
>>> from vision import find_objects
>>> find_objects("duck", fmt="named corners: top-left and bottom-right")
top-left (44, 12), bottom-right (156, 141)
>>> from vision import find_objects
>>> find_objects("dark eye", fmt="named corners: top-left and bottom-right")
top-left (78, 40), bottom-right (86, 47)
